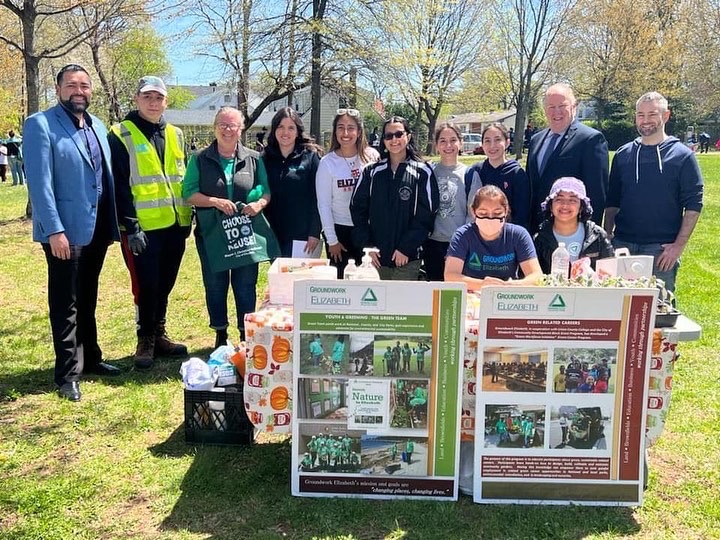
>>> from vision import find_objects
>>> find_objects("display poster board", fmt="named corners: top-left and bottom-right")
top-left (291, 280), bottom-right (466, 500)
top-left (474, 286), bottom-right (657, 506)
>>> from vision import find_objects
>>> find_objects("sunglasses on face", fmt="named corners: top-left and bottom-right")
top-left (383, 131), bottom-right (406, 141)
top-left (337, 108), bottom-right (360, 117)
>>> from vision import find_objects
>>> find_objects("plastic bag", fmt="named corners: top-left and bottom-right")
top-left (180, 357), bottom-right (218, 390)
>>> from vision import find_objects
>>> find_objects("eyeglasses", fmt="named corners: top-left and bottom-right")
top-left (383, 131), bottom-right (406, 140)
top-left (217, 123), bottom-right (242, 131)
top-left (337, 108), bottom-right (360, 117)
top-left (475, 215), bottom-right (506, 221)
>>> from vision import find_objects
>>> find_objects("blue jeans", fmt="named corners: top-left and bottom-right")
top-left (196, 234), bottom-right (258, 332)
top-left (9, 156), bottom-right (24, 185)
top-left (612, 238), bottom-right (679, 293)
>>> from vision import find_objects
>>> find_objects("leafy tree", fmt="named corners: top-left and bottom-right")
top-left (359, 0), bottom-right (487, 154)
top-left (87, 23), bottom-right (172, 123)
top-left (491, 0), bottom-right (576, 159)
top-left (0, 0), bottom-right (140, 116)
top-left (167, 86), bottom-right (194, 109)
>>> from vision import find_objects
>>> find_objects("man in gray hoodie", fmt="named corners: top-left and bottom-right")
top-left (604, 92), bottom-right (704, 293)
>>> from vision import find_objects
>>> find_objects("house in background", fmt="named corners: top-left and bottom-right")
top-left (445, 110), bottom-right (517, 134)
top-left (164, 83), bottom-right (341, 148)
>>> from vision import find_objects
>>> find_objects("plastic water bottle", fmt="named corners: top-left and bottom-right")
top-left (344, 259), bottom-right (358, 280)
top-left (550, 242), bottom-right (570, 279)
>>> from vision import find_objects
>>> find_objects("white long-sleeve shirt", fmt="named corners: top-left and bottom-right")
top-left (316, 149), bottom-right (378, 245)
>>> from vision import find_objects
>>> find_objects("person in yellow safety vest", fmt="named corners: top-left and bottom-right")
top-left (108, 76), bottom-right (191, 369)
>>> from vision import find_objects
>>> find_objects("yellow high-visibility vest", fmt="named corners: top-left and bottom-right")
top-left (111, 120), bottom-right (191, 230)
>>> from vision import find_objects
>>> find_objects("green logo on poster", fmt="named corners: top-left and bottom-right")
top-left (362, 288), bottom-right (377, 303)
top-left (549, 294), bottom-right (566, 309)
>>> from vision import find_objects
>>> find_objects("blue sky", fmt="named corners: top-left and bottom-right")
top-left (155, 17), bottom-right (224, 86)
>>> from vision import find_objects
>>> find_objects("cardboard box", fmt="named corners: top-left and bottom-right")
top-left (596, 248), bottom-right (654, 280)
top-left (268, 257), bottom-right (333, 305)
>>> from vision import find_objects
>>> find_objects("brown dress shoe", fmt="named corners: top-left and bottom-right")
top-left (154, 325), bottom-right (188, 357)
top-left (134, 335), bottom-right (156, 369)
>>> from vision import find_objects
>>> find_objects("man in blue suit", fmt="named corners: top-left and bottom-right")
top-left (24, 64), bottom-right (121, 402)
top-left (527, 83), bottom-right (609, 234)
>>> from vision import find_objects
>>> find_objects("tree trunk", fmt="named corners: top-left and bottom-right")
top-left (310, 0), bottom-right (326, 144)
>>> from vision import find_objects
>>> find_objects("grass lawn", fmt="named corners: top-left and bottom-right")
top-left (1, 154), bottom-right (719, 539)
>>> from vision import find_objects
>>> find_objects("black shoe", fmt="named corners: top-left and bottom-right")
top-left (84, 362), bottom-right (122, 376)
top-left (57, 381), bottom-right (81, 402)
top-left (215, 329), bottom-right (229, 349)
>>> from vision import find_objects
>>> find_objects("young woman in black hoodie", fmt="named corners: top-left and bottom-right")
top-left (262, 107), bottom-right (322, 257)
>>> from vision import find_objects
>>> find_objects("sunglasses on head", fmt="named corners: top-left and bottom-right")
top-left (383, 131), bottom-right (406, 141)
top-left (337, 108), bottom-right (360, 117)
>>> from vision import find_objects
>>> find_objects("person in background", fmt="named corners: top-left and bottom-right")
top-left (444, 185), bottom-right (542, 290)
top-left (262, 107), bottom-right (322, 258)
top-left (465, 122), bottom-right (531, 230)
top-left (5, 130), bottom-right (24, 185)
top-left (350, 116), bottom-right (439, 280)
top-left (533, 177), bottom-right (614, 273)
top-left (527, 83), bottom-right (609, 232)
top-left (109, 76), bottom-right (190, 369)
top-left (0, 143), bottom-right (7, 182)
top-left (698, 131), bottom-right (711, 154)
top-left (24, 64), bottom-right (121, 401)
top-left (182, 107), bottom-right (270, 347)
top-left (423, 122), bottom-right (467, 281)
top-left (316, 108), bottom-right (379, 278)
top-left (331, 335), bottom-right (345, 373)
top-left (604, 92), bottom-right (704, 294)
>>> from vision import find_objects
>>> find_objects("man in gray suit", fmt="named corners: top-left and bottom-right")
top-left (527, 83), bottom-right (609, 233)
top-left (24, 64), bottom-right (121, 402)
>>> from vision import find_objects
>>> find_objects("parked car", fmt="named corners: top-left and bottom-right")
top-left (461, 133), bottom-right (483, 155)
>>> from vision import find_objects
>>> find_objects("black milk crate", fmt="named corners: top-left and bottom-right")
top-left (184, 384), bottom-right (254, 445)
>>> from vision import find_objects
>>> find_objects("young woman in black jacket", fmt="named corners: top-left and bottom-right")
top-left (533, 176), bottom-right (614, 273)
top-left (262, 107), bottom-right (323, 257)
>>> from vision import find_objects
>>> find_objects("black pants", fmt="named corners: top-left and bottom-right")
top-left (120, 224), bottom-right (188, 337)
top-left (325, 224), bottom-right (363, 279)
top-left (43, 224), bottom-right (111, 386)
top-left (422, 238), bottom-right (449, 281)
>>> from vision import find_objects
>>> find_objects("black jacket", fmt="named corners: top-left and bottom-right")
top-left (350, 158), bottom-right (439, 267)
top-left (262, 144), bottom-right (321, 245)
top-left (194, 141), bottom-right (262, 236)
top-left (527, 121), bottom-right (609, 233)
top-left (533, 219), bottom-right (614, 274)
top-left (108, 111), bottom-right (171, 234)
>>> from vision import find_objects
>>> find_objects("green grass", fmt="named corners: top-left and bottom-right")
top-left (1, 154), bottom-right (719, 539)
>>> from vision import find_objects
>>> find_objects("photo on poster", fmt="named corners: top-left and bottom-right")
top-left (297, 423), bottom-right (364, 473)
top-left (551, 347), bottom-right (617, 394)
top-left (348, 333), bottom-right (376, 376)
top-left (359, 435), bottom-right (428, 476)
top-left (347, 379), bottom-right (392, 430)
top-left (483, 404), bottom-right (546, 449)
top-left (296, 378), bottom-right (348, 420)
top-left (298, 333), bottom-right (351, 376)
top-left (373, 335), bottom-right (432, 377)
top-left (548, 405), bottom-right (612, 450)
top-left (481, 347), bottom-right (548, 392)
top-left (391, 379), bottom-right (429, 429)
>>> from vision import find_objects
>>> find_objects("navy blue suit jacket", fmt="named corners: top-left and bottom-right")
top-left (527, 120), bottom-right (609, 233)
top-left (24, 104), bottom-right (119, 245)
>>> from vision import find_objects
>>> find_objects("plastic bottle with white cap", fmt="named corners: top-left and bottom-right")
top-left (355, 248), bottom-right (381, 280)
top-left (550, 242), bottom-right (570, 279)
top-left (344, 259), bottom-right (358, 280)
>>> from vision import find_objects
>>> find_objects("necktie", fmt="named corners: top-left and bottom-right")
top-left (539, 132), bottom-right (560, 175)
